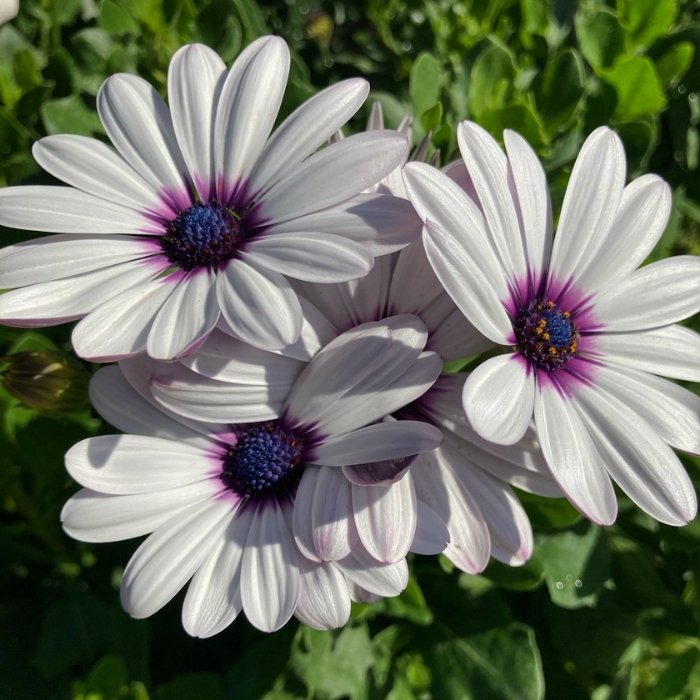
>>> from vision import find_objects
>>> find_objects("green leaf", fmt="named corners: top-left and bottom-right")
top-left (100, 0), bottom-right (140, 34)
top-left (616, 119), bottom-right (658, 171)
top-left (41, 94), bottom-right (103, 136)
top-left (519, 492), bottom-right (582, 530)
top-left (647, 647), bottom-right (700, 700)
top-left (483, 558), bottom-right (545, 592)
top-left (420, 101), bottom-right (443, 134)
top-left (533, 524), bottom-right (610, 609)
top-left (384, 576), bottom-right (433, 625)
top-left (654, 41), bottom-right (695, 87)
top-left (409, 52), bottom-right (444, 119)
top-left (575, 9), bottom-right (626, 71)
top-left (421, 624), bottom-right (544, 700)
top-left (534, 49), bottom-right (586, 133)
top-left (291, 624), bottom-right (374, 698)
top-left (601, 56), bottom-right (667, 120)
top-left (83, 655), bottom-right (129, 697)
top-left (157, 673), bottom-right (224, 700)
top-left (469, 42), bottom-right (516, 118)
top-left (618, 0), bottom-right (677, 50)
top-left (479, 103), bottom-right (547, 150)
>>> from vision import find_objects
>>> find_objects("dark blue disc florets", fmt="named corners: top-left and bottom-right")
top-left (221, 422), bottom-right (305, 498)
top-left (513, 300), bottom-right (578, 371)
top-left (161, 200), bottom-right (245, 270)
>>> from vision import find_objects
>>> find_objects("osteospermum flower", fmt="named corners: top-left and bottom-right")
top-left (62, 317), bottom-right (445, 635)
top-left (404, 122), bottom-right (700, 526)
top-left (0, 36), bottom-right (418, 360)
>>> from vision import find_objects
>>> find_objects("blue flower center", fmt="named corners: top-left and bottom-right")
top-left (221, 422), bottom-right (305, 498)
top-left (513, 300), bottom-right (578, 371)
top-left (161, 200), bottom-right (246, 270)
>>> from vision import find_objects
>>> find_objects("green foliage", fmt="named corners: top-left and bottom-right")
top-left (0, 1), bottom-right (698, 699)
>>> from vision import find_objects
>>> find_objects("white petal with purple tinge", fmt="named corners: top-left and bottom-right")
top-left (295, 558), bottom-right (351, 630)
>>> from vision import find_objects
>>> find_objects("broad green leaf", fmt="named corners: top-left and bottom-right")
top-left (409, 52), bottom-right (444, 119)
top-left (83, 655), bottom-right (129, 697)
top-left (420, 101), bottom-right (442, 133)
top-left (602, 56), bottom-right (666, 120)
top-left (575, 9), bottom-right (625, 71)
top-left (483, 558), bottom-right (545, 592)
top-left (534, 48), bottom-right (585, 133)
top-left (616, 119), bottom-right (658, 171)
top-left (618, 0), bottom-right (677, 50)
top-left (100, 0), bottom-right (140, 34)
top-left (368, 90), bottom-right (411, 129)
top-left (519, 492), bottom-right (582, 530)
top-left (534, 524), bottom-right (610, 608)
top-left (41, 94), bottom-right (104, 136)
top-left (469, 42), bottom-right (516, 118)
top-left (654, 41), bottom-right (694, 87)
top-left (647, 647), bottom-right (700, 700)
top-left (421, 624), bottom-right (545, 700)
top-left (479, 103), bottom-right (547, 149)
top-left (384, 575), bottom-right (433, 625)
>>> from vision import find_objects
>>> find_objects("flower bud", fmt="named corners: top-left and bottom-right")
top-left (1, 350), bottom-right (90, 415)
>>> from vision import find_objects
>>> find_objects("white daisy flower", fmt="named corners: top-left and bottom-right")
top-left (0, 36), bottom-right (418, 360)
top-left (62, 317), bottom-right (444, 635)
top-left (403, 121), bottom-right (700, 527)
top-left (0, 0), bottom-right (18, 25)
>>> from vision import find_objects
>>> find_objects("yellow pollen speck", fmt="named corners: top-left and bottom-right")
top-left (563, 311), bottom-right (571, 319)
top-left (548, 347), bottom-right (557, 355)
top-left (546, 301), bottom-right (554, 309)
top-left (543, 332), bottom-right (551, 340)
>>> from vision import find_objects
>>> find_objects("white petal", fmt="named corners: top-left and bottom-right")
top-left (335, 548), bottom-right (408, 597)
top-left (292, 468), bottom-right (322, 563)
top-left (593, 364), bottom-right (700, 454)
top-left (168, 44), bottom-right (227, 200)
top-left (503, 129), bottom-right (552, 281)
top-left (313, 421), bottom-right (441, 466)
top-left (0, 234), bottom-right (156, 288)
top-left (549, 127), bottom-right (626, 283)
top-left (463, 354), bottom-right (534, 445)
top-left (147, 270), bottom-right (220, 360)
top-left (261, 131), bottom-right (408, 225)
top-left (240, 500), bottom-right (299, 632)
top-left (457, 122), bottom-right (527, 282)
top-left (534, 380), bottom-right (618, 525)
top-left (266, 193), bottom-right (422, 256)
top-left (596, 324), bottom-right (700, 382)
top-left (120, 498), bottom-right (233, 618)
top-left (249, 79), bottom-right (369, 194)
top-left (217, 258), bottom-right (302, 351)
top-left (65, 434), bottom-right (215, 494)
top-left (0, 261), bottom-right (158, 328)
top-left (411, 498), bottom-right (449, 555)
top-left (593, 256), bottom-right (700, 330)
top-left (182, 506), bottom-right (253, 638)
top-left (61, 482), bottom-right (219, 543)
top-left (33, 135), bottom-right (164, 213)
top-left (352, 472), bottom-right (417, 563)
top-left (246, 233), bottom-right (373, 282)
top-left (0, 186), bottom-right (150, 233)
top-left (98, 73), bottom-right (190, 197)
top-left (577, 383), bottom-right (697, 526)
top-left (576, 175), bottom-right (672, 294)
top-left (215, 36), bottom-right (289, 193)
top-left (295, 559), bottom-right (351, 630)
top-left (150, 364), bottom-right (288, 423)
top-left (71, 277), bottom-right (176, 361)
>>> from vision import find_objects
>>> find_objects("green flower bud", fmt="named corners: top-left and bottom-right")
top-left (1, 350), bottom-right (90, 415)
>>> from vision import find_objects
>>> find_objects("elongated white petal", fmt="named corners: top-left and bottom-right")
top-left (549, 127), bottom-right (626, 283)
top-left (65, 435), bottom-right (214, 494)
top-left (335, 548), bottom-right (408, 597)
top-left (240, 500), bottom-right (299, 632)
top-left (576, 175), bottom-right (672, 294)
top-left (98, 73), bottom-right (190, 197)
top-left (249, 79), bottom-right (369, 193)
top-left (463, 354), bottom-right (534, 445)
top-left (147, 270), bottom-right (220, 360)
top-left (246, 233), bottom-right (373, 283)
top-left (0, 234), bottom-right (156, 288)
top-left (292, 468), bottom-right (322, 563)
top-left (352, 472), bottom-right (417, 563)
top-left (71, 277), bottom-right (176, 361)
top-left (0, 261), bottom-right (158, 327)
top-left (313, 421), bottom-right (441, 466)
top-left (214, 36), bottom-right (289, 194)
top-left (266, 193), bottom-right (422, 256)
top-left (261, 131), bottom-right (408, 225)
top-left (593, 256), bottom-right (700, 330)
top-left (217, 258), bottom-right (303, 351)
top-left (457, 122), bottom-right (527, 282)
top-left (577, 383), bottom-right (697, 525)
top-left (150, 364), bottom-right (288, 423)
top-left (503, 129), bottom-right (552, 281)
top-left (0, 186), bottom-right (149, 233)
top-left (534, 381), bottom-right (618, 525)
top-left (61, 482), bottom-right (219, 543)
top-left (33, 135), bottom-right (164, 212)
top-left (596, 325), bottom-right (700, 382)
top-left (168, 44), bottom-right (226, 200)
top-left (411, 499), bottom-right (449, 555)
top-left (120, 499), bottom-right (233, 618)
top-left (295, 559), bottom-right (351, 630)
top-left (182, 506), bottom-right (253, 638)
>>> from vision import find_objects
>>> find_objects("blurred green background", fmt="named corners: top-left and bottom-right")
top-left (0, 1), bottom-right (699, 698)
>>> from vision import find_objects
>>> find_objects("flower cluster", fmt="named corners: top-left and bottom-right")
top-left (0, 36), bottom-right (697, 636)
